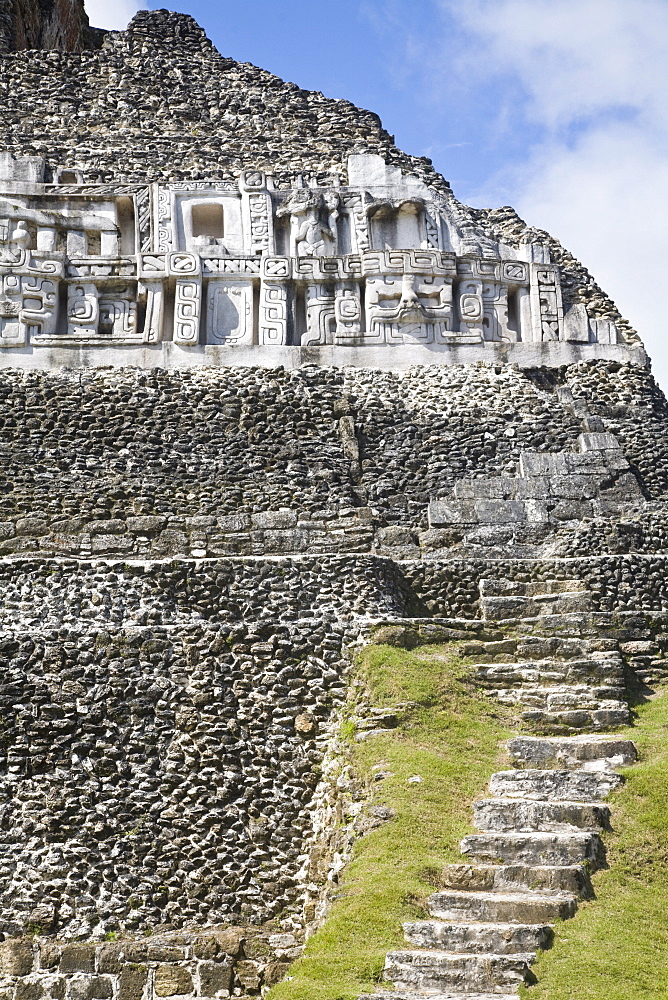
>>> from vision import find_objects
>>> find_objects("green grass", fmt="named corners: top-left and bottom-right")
top-left (267, 641), bottom-right (515, 1000)
top-left (520, 687), bottom-right (668, 1000)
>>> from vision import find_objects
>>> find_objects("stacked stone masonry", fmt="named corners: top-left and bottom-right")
top-left (0, 12), bottom-right (642, 363)
top-left (0, 7), bottom-right (666, 1000)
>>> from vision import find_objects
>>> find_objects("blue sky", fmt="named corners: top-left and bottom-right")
top-left (86, 0), bottom-right (668, 389)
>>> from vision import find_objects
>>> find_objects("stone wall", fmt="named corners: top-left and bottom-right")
top-left (0, 0), bottom-right (95, 53)
top-left (0, 621), bottom-right (349, 938)
top-left (3, 363), bottom-right (657, 533)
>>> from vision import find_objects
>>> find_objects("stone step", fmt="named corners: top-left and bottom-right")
top-left (475, 659), bottom-right (624, 686)
top-left (439, 862), bottom-right (593, 899)
top-left (489, 768), bottom-right (623, 801)
top-left (522, 706), bottom-right (630, 733)
top-left (474, 798), bottom-right (610, 833)
top-left (461, 830), bottom-right (603, 867)
top-left (427, 889), bottom-right (576, 924)
top-left (491, 686), bottom-right (626, 709)
top-left (384, 950), bottom-right (536, 993)
top-left (480, 592), bottom-right (593, 620)
top-left (480, 579), bottom-right (588, 598)
top-left (515, 637), bottom-right (619, 660)
top-left (403, 919), bottom-right (553, 954)
top-left (360, 992), bottom-right (520, 1000)
top-left (507, 734), bottom-right (637, 770)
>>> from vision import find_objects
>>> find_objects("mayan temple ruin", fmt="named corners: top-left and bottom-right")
top-left (0, 2), bottom-right (666, 999)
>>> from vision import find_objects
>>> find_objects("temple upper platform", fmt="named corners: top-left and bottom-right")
top-left (0, 11), bottom-right (644, 369)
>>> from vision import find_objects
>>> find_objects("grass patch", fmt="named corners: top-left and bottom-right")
top-left (267, 641), bottom-right (515, 1000)
top-left (521, 687), bottom-right (668, 1000)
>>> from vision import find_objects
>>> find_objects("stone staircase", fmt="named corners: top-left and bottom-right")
top-left (478, 577), bottom-right (593, 620)
top-left (360, 734), bottom-right (636, 1000)
top-left (470, 629), bottom-right (630, 735)
top-left (359, 604), bottom-right (637, 999)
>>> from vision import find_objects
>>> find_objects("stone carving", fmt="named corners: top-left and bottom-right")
top-left (0, 250), bottom-right (62, 346)
top-left (532, 265), bottom-right (563, 342)
top-left (304, 283), bottom-right (336, 346)
top-left (457, 278), bottom-right (484, 341)
top-left (0, 151), bottom-right (632, 356)
top-left (342, 191), bottom-right (372, 253)
top-left (174, 279), bottom-right (202, 345)
top-left (366, 272), bottom-right (454, 344)
top-left (277, 190), bottom-right (339, 257)
top-left (334, 281), bottom-right (363, 342)
top-left (206, 281), bottom-right (253, 345)
top-left (259, 282), bottom-right (288, 345)
top-left (240, 171), bottom-right (274, 256)
top-left (156, 185), bottom-right (173, 253)
top-left (140, 280), bottom-right (165, 343)
top-left (66, 281), bottom-right (98, 339)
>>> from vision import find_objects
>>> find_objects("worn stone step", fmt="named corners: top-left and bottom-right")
top-left (515, 637), bottom-right (619, 660)
top-left (475, 658), bottom-right (624, 685)
top-left (461, 830), bottom-right (603, 867)
top-left (480, 579), bottom-right (588, 598)
top-left (489, 768), bottom-right (623, 801)
top-left (522, 705), bottom-right (630, 732)
top-left (360, 992), bottom-right (519, 1000)
top-left (428, 889), bottom-right (576, 924)
top-left (474, 797), bottom-right (610, 833)
top-left (439, 862), bottom-right (593, 899)
top-left (481, 592), bottom-right (593, 620)
top-left (493, 686), bottom-right (626, 709)
top-left (384, 950), bottom-right (536, 993)
top-left (507, 734), bottom-right (637, 770)
top-left (404, 919), bottom-right (553, 954)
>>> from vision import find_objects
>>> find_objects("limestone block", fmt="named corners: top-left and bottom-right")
top-left (428, 499), bottom-right (477, 527)
top-left (461, 830), bottom-right (603, 867)
top-left (250, 510), bottom-right (298, 530)
top-left (519, 452), bottom-right (569, 477)
top-left (153, 966), bottom-right (193, 997)
top-left (550, 474), bottom-right (602, 500)
top-left (198, 961), bottom-right (232, 995)
top-left (403, 918), bottom-right (552, 954)
top-left (118, 967), bottom-right (147, 1000)
top-left (0, 940), bottom-right (33, 976)
top-left (474, 500), bottom-right (532, 524)
top-left (59, 948), bottom-right (95, 975)
top-left (473, 798), bottom-right (611, 833)
top-left (563, 303), bottom-right (590, 342)
top-left (66, 976), bottom-right (113, 1000)
top-left (578, 432), bottom-right (620, 452)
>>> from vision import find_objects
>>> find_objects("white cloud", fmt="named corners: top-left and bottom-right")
top-left (84, 1), bottom-right (146, 32)
top-left (435, 0), bottom-right (668, 388)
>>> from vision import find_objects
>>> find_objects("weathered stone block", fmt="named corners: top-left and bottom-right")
top-left (66, 977), bottom-right (113, 1000)
top-left (15, 517), bottom-right (49, 536)
top-left (97, 945), bottom-right (121, 975)
top-left (153, 966), bottom-right (193, 997)
top-left (251, 510), bottom-right (298, 529)
top-left (212, 931), bottom-right (243, 959)
top-left (198, 961), bottom-right (232, 995)
top-left (262, 528), bottom-right (308, 553)
top-left (0, 940), bottom-right (33, 976)
top-left (126, 516), bottom-right (167, 534)
top-left (118, 967), bottom-right (147, 1000)
top-left (91, 534), bottom-right (135, 554)
top-left (233, 962), bottom-right (261, 991)
top-left (59, 948), bottom-right (95, 975)
top-left (428, 499), bottom-right (477, 526)
top-left (215, 513), bottom-right (251, 533)
top-left (147, 948), bottom-right (185, 964)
